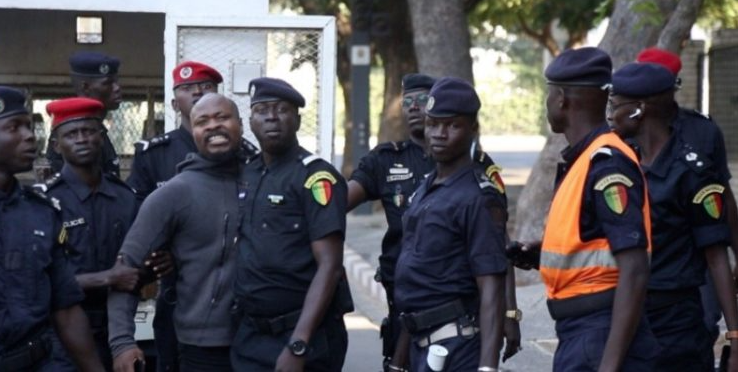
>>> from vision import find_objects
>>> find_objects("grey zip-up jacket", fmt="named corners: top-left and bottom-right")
top-left (108, 153), bottom-right (241, 357)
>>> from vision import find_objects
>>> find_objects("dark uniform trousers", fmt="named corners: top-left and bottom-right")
top-left (409, 331), bottom-right (479, 372)
top-left (230, 314), bottom-right (347, 372)
top-left (178, 344), bottom-right (232, 372)
top-left (552, 308), bottom-right (659, 372)
top-left (646, 291), bottom-right (713, 372)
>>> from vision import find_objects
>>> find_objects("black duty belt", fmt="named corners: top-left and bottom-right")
top-left (399, 299), bottom-right (468, 334)
top-left (246, 309), bottom-right (301, 335)
top-left (0, 327), bottom-right (52, 371)
top-left (646, 287), bottom-right (699, 311)
top-left (547, 289), bottom-right (615, 320)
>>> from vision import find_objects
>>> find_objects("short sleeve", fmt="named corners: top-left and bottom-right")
top-left (589, 151), bottom-right (649, 254)
top-left (349, 150), bottom-right (383, 200)
top-left (303, 164), bottom-right (348, 241)
top-left (49, 219), bottom-right (85, 310)
top-left (462, 193), bottom-right (508, 276)
top-left (684, 170), bottom-right (731, 249)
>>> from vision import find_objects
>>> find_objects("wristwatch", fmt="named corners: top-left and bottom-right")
top-left (287, 339), bottom-right (308, 356)
top-left (505, 309), bottom-right (523, 322)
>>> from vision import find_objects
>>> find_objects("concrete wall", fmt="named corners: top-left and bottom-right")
top-left (675, 40), bottom-right (704, 111)
top-left (0, 9), bottom-right (164, 91)
top-left (709, 29), bottom-right (738, 161)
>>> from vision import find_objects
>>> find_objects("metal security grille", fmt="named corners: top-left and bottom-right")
top-left (32, 99), bottom-right (165, 156)
top-left (177, 27), bottom-right (324, 153)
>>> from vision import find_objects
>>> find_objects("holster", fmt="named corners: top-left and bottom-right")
top-left (380, 317), bottom-right (393, 358)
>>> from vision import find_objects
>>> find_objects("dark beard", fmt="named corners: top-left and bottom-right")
top-left (201, 147), bottom-right (239, 163)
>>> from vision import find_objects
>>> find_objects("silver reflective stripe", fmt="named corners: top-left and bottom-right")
top-left (540, 249), bottom-right (617, 270)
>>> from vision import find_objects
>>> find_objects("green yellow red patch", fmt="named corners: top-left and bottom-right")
top-left (484, 165), bottom-right (505, 194)
top-left (304, 171), bottom-right (338, 206)
top-left (595, 173), bottom-right (633, 214)
top-left (692, 184), bottom-right (725, 219)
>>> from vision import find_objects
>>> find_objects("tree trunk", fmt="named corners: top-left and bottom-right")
top-left (657, 0), bottom-right (703, 52)
top-left (407, 0), bottom-right (474, 83)
top-left (512, 0), bottom-right (700, 284)
top-left (375, 0), bottom-right (418, 143)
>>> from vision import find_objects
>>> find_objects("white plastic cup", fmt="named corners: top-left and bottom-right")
top-left (426, 344), bottom-right (449, 371)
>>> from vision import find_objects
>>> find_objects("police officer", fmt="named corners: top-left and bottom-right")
top-left (0, 86), bottom-right (104, 371)
top-left (126, 60), bottom-right (257, 372)
top-left (348, 74), bottom-right (520, 368)
top-left (39, 97), bottom-right (140, 371)
top-left (508, 48), bottom-right (658, 371)
top-left (609, 62), bottom-right (738, 371)
top-left (388, 77), bottom-right (508, 372)
top-left (108, 94), bottom-right (247, 372)
top-left (636, 47), bottom-right (738, 351)
top-left (231, 77), bottom-right (352, 371)
top-left (46, 51), bottom-right (123, 177)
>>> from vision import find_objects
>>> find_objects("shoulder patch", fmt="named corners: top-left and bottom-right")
top-left (693, 184), bottom-right (725, 219)
top-left (594, 173), bottom-right (634, 191)
top-left (594, 173), bottom-right (633, 215)
top-left (301, 154), bottom-right (321, 166)
top-left (304, 170), bottom-right (337, 206)
top-left (135, 134), bottom-right (170, 152)
top-left (590, 147), bottom-right (612, 160)
top-left (484, 165), bottom-right (505, 194)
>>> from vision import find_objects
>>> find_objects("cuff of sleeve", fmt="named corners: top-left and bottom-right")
top-left (693, 224), bottom-right (731, 249)
top-left (470, 254), bottom-right (508, 277)
top-left (348, 172), bottom-right (376, 200)
top-left (606, 226), bottom-right (648, 255)
top-left (111, 342), bottom-right (139, 359)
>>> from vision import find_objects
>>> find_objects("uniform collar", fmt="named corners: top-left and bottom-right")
top-left (60, 165), bottom-right (116, 201)
top-left (176, 125), bottom-right (198, 151)
top-left (642, 133), bottom-right (678, 179)
top-left (560, 123), bottom-right (611, 165)
top-left (426, 163), bottom-right (475, 189)
top-left (256, 145), bottom-right (304, 170)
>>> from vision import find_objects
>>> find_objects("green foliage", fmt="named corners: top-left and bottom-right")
top-left (699, 0), bottom-right (738, 29)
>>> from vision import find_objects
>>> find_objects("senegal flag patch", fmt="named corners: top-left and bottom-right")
top-left (485, 165), bottom-right (505, 194)
top-left (692, 184), bottom-right (725, 219)
top-left (304, 171), bottom-right (338, 206)
top-left (595, 173), bottom-right (633, 215)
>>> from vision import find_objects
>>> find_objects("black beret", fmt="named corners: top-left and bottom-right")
top-left (426, 77), bottom-right (480, 118)
top-left (611, 62), bottom-right (676, 98)
top-left (248, 77), bottom-right (305, 108)
top-left (545, 47), bottom-right (612, 88)
top-left (402, 73), bottom-right (435, 93)
top-left (0, 86), bottom-right (29, 119)
top-left (69, 51), bottom-right (120, 77)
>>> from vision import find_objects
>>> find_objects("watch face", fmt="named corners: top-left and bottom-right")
top-left (289, 340), bottom-right (308, 356)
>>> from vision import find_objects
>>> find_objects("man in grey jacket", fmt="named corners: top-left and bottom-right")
top-left (108, 93), bottom-right (249, 372)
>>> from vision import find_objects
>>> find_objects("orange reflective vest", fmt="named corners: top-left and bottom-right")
top-left (540, 132), bottom-right (651, 300)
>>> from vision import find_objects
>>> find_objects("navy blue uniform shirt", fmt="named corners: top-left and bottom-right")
top-left (127, 127), bottom-right (259, 200)
top-left (0, 180), bottom-right (84, 353)
top-left (673, 107), bottom-right (732, 184)
top-left (235, 146), bottom-right (347, 317)
top-left (47, 128), bottom-right (120, 177)
top-left (645, 135), bottom-right (732, 290)
top-left (394, 165), bottom-right (508, 314)
top-left (556, 125), bottom-right (649, 253)
top-left (350, 140), bottom-right (506, 285)
top-left (44, 166), bottom-right (138, 308)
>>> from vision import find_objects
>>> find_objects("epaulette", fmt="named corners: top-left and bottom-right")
top-left (241, 138), bottom-right (260, 157)
top-left (301, 154), bottom-right (322, 167)
top-left (376, 141), bottom-right (402, 152)
top-left (104, 173), bottom-right (138, 195)
top-left (590, 147), bottom-right (613, 160)
top-left (474, 168), bottom-right (496, 192)
top-left (134, 134), bottom-right (170, 152)
top-left (685, 108), bottom-right (711, 121)
top-left (23, 185), bottom-right (62, 211)
top-left (679, 144), bottom-right (711, 174)
top-left (33, 172), bottom-right (63, 192)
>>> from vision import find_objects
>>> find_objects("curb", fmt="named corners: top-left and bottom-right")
top-left (344, 244), bottom-right (387, 304)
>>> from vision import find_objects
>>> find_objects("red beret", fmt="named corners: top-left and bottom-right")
top-left (172, 61), bottom-right (223, 88)
top-left (636, 47), bottom-right (682, 75)
top-left (46, 97), bottom-right (104, 130)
